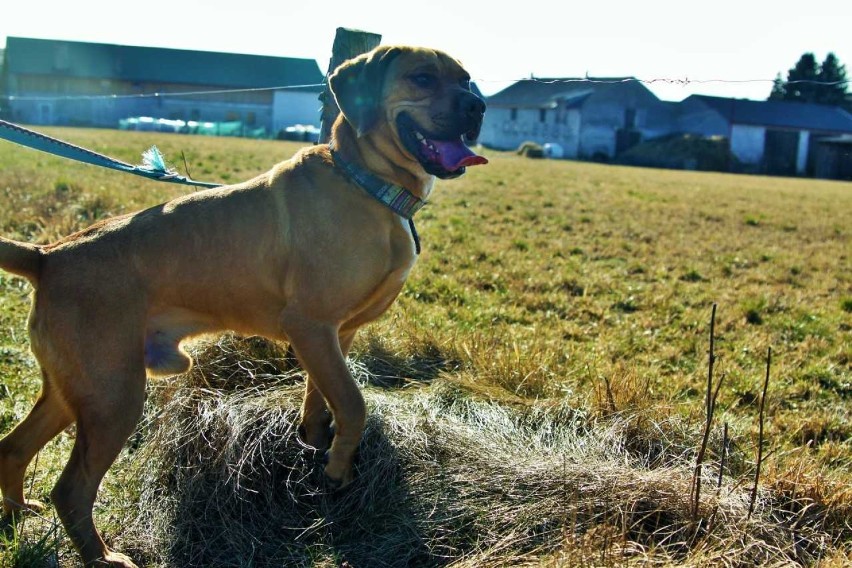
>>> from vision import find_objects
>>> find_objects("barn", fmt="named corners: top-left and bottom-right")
top-left (812, 136), bottom-right (852, 180)
top-left (477, 77), bottom-right (674, 160)
top-left (676, 95), bottom-right (852, 177)
top-left (1, 37), bottom-right (325, 135)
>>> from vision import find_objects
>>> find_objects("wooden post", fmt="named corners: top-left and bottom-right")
top-left (318, 27), bottom-right (382, 144)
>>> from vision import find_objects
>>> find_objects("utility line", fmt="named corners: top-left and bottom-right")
top-left (1, 77), bottom-right (848, 103)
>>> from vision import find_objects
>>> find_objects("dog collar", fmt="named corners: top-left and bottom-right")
top-left (329, 142), bottom-right (422, 254)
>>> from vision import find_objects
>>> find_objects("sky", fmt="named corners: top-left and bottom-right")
top-left (2, 0), bottom-right (850, 102)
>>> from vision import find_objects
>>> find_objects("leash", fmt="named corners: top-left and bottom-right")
top-left (0, 119), bottom-right (423, 252)
top-left (0, 119), bottom-right (221, 189)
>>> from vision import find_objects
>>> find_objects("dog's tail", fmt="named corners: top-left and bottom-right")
top-left (0, 237), bottom-right (41, 285)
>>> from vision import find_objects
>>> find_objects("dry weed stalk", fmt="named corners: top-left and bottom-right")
top-left (691, 303), bottom-right (725, 521)
top-left (748, 347), bottom-right (771, 519)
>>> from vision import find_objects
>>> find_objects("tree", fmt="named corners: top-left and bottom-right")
top-left (769, 52), bottom-right (849, 106)
top-left (785, 52), bottom-right (820, 102)
top-left (816, 53), bottom-right (848, 106)
top-left (769, 72), bottom-right (787, 100)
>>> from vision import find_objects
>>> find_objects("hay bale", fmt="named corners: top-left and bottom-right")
top-left (516, 141), bottom-right (545, 159)
top-left (115, 339), bottom-right (837, 566)
top-left (176, 334), bottom-right (298, 391)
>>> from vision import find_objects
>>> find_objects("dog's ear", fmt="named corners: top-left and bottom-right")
top-left (329, 46), bottom-right (402, 136)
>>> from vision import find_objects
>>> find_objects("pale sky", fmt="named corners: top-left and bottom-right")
top-left (2, 0), bottom-right (850, 102)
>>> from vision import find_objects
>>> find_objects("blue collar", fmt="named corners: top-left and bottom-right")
top-left (329, 142), bottom-right (422, 254)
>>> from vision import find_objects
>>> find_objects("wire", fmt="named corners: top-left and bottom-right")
top-left (1, 83), bottom-right (326, 102)
top-left (1, 77), bottom-right (847, 103)
top-left (477, 77), bottom-right (851, 87)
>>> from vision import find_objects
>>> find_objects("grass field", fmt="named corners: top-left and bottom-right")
top-left (1, 127), bottom-right (850, 566)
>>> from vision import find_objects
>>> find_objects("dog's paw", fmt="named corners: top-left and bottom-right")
top-left (322, 470), bottom-right (352, 492)
top-left (322, 454), bottom-right (355, 489)
top-left (297, 423), bottom-right (333, 451)
top-left (93, 550), bottom-right (139, 568)
top-left (21, 498), bottom-right (46, 515)
top-left (2, 497), bottom-right (46, 518)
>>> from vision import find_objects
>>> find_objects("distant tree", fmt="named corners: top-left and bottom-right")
top-left (785, 52), bottom-right (820, 102)
top-left (816, 53), bottom-right (848, 106)
top-left (769, 72), bottom-right (787, 100)
top-left (770, 52), bottom-right (849, 106)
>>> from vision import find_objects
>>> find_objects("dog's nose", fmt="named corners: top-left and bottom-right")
top-left (459, 92), bottom-right (486, 119)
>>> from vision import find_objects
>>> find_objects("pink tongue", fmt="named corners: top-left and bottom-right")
top-left (431, 139), bottom-right (489, 171)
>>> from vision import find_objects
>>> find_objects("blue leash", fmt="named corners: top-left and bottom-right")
top-left (0, 119), bottom-right (221, 189)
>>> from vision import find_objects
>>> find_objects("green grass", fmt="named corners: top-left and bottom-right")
top-left (1, 127), bottom-right (851, 566)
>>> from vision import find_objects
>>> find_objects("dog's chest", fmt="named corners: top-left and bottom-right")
top-left (344, 220), bottom-right (416, 328)
top-left (345, 265), bottom-right (412, 329)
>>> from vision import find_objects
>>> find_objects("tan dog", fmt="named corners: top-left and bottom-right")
top-left (0, 45), bottom-right (486, 567)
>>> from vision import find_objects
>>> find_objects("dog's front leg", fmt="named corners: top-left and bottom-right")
top-left (287, 321), bottom-right (364, 486)
top-left (298, 329), bottom-right (357, 451)
top-left (299, 376), bottom-right (332, 449)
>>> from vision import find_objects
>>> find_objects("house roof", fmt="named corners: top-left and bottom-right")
top-left (4, 37), bottom-right (325, 92)
top-left (486, 77), bottom-right (640, 108)
top-left (687, 95), bottom-right (852, 134)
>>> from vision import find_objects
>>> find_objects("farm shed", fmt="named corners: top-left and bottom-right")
top-left (1, 37), bottom-right (324, 135)
top-left (478, 77), bottom-right (674, 160)
top-left (812, 136), bottom-right (852, 180)
top-left (677, 95), bottom-right (852, 177)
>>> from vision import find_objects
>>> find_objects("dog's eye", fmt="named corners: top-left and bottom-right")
top-left (410, 73), bottom-right (438, 89)
top-left (460, 78), bottom-right (471, 90)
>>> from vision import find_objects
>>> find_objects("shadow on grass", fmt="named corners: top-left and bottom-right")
top-left (355, 336), bottom-right (462, 388)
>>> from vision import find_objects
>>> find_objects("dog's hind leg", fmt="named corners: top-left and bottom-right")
top-left (50, 370), bottom-right (145, 568)
top-left (0, 373), bottom-right (73, 515)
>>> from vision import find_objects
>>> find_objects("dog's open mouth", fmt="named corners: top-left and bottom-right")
top-left (398, 113), bottom-right (488, 178)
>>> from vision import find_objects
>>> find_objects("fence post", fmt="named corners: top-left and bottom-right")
top-left (318, 27), bottom-right (382, 144)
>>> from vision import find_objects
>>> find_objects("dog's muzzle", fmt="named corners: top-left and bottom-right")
top-left (398, 91), bottom-right (488, 179)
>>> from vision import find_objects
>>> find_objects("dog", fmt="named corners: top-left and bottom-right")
top-left (0, 45), bottom-right (486, 567)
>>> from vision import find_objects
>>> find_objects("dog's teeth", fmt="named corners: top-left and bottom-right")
top-left (415, 132), bottom-right (425, 141)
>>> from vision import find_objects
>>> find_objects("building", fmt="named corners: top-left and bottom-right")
top-left (478, 77), bottom-right (674, 160)
top-left (676, 95), bottom-right (852, 176)
top-left (1, 37), bottom-right (325, 135)
top-left (480, 76), bottom-right (852, 179)
top-left (812, 136), bottom-right (852, 180)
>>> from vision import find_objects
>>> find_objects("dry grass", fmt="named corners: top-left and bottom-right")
top-left (0, 127), bottom-right (850, 566)
top-left (98, 336), bottom-right (840, 567)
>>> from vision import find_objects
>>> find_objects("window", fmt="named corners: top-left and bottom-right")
top-left (539, 109), bottom-right (547, 123)
top-left (510, 108), bottom-right (518, 121)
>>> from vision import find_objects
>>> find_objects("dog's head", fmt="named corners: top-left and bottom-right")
top-left (329, 45), bottom-right (487, 179)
